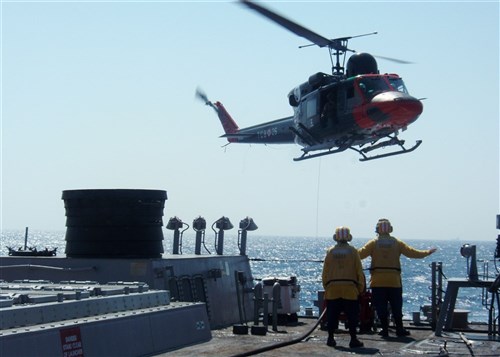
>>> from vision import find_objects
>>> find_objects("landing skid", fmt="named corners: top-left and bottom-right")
top-left (355, 139), bottom-right (422, 162)
top-left (293, 137), bottom-right (422, 162)
top-left (293, 145), bottom-right (349, 161)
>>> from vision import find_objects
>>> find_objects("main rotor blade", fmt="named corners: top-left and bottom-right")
top-left (240, 0), bottom-right (333, 48)
top-left (372, 54), bottom-right (413, 64)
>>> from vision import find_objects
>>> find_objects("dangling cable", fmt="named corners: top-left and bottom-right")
top-left (315, 158), bottom-right (322, 238)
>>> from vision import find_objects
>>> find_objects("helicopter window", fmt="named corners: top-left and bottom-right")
top-left (357, 77), bottom-right (391, 98)
top-left (388, 77), bottom-right (409, 94)
top-left (306, 97), bottom-right (317, 118)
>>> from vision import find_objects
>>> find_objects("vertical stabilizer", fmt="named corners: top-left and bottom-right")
top-left (214, 102), bottom-right (239, 136)
top-left (196, 88), bottom-right (240, 142)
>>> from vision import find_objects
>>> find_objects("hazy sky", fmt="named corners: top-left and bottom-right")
top-left (1, 1), bottom-right (499, 242)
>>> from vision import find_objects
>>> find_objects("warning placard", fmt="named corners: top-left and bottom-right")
top-left (60, 327), bottom-right (84, 357)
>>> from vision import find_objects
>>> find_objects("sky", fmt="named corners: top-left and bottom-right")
top-left (1, 0), bottom-right (498, 242)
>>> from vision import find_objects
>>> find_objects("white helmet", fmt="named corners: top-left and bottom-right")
top-left (334, 226), bottom-right (352, 242)
top-left (376, 218), bottom-right (393, 234)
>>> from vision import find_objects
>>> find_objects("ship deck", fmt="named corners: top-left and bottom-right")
top-left (163, 317), bottom-right (500, 356)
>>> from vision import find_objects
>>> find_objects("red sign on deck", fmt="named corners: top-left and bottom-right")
top-left (60, 327), bottom-right (84, 357)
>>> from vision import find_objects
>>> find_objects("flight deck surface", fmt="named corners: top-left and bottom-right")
top-left (163, 317), bottom-right (500, 357)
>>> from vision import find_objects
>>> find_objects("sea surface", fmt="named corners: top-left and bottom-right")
top-left (1, 229), bottom-right (498, 322)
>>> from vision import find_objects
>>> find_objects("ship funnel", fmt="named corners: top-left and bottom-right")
top-left (62, 189), bottom-right (167, 258)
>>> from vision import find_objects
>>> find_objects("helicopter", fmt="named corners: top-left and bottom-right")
top-left (197, 0), bottom-right (423, 162)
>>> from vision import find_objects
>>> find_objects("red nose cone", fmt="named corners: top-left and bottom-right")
top-left (370, 92), bottom-right (423, 127)
top-left (398, 98), bottom-right (423, 116)
top-left (391, 98), bottom-right (423, 125)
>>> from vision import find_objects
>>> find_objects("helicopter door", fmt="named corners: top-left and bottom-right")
top-left (320, 89), bottom-right (338, 128)
top-left (338, 81), bottom-right (360, 114)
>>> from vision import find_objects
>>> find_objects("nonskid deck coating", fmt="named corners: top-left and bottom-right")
top-left (162, 317), bottom-right (500, 356)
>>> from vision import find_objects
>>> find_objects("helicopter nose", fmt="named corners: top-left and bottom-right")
top-left (369, 92), bottom-right (423, 125)
top-left (393, 95), bottom-right (423, 117)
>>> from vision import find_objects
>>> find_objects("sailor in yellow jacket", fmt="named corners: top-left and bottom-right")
top-left (322, 226), bottom-right (365, 349)
top-left (358, 218), bottom-right (437, 337)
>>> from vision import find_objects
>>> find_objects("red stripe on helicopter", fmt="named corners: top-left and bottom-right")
top-left (215, 102), bottom-right (239, 134)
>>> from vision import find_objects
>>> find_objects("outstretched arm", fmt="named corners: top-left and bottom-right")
top-left (400, 241), bottom-right (437, 258)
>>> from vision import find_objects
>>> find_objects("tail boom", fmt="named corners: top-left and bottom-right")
top-left (199, 91), bottom-right (295, 144)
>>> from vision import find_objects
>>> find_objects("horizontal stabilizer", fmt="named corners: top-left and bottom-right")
top-left (220, 133), bottom-right (256, 139)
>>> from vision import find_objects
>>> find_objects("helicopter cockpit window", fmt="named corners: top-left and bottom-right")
top-left (357, 77), bottom-right (391, 99)
top-left (388, 77), bottom-right (409, 94)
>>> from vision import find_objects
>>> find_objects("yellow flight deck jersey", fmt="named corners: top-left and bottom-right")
top-left (322, 242), bottom-right (365, 300)
top-left (358, 234), bottom-right (433, 288)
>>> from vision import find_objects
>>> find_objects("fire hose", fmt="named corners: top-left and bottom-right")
top-left (230, 308), bottom-right (327, 357)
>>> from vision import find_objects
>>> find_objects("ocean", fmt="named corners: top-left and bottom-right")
top-left (1, 229), bottom-right (498, 323)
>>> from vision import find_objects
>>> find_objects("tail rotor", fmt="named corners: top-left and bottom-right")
top-left (195, 87), bottom-right (217, 110)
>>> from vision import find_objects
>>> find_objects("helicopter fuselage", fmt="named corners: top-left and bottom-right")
top-left (290, 72), bottom-right (422, 150)
top-left (218, 72), bottom-right (422, 154)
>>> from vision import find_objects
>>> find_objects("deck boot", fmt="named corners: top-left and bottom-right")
top-left (378, 317), bottom-right (389, 337)
top-left (349, 328), bottom-right (363, 348)
top-left (326, 331), bottom-right (336, 347)
top-left (395, 318), bottom-right (410, 336)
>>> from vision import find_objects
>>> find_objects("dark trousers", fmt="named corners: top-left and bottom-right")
top-left (326, 298), bottom-right (360, 333)
top-left (371, 287), bottom-right (403, 321)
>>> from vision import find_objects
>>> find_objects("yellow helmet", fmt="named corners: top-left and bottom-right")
top-left (376, 218), bottom-right (393, 234)
top-left (334, 226), bottom-right (352, 242)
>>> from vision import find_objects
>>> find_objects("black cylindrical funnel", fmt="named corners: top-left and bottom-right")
top-left (62, 189), bottom-right (167, 258)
